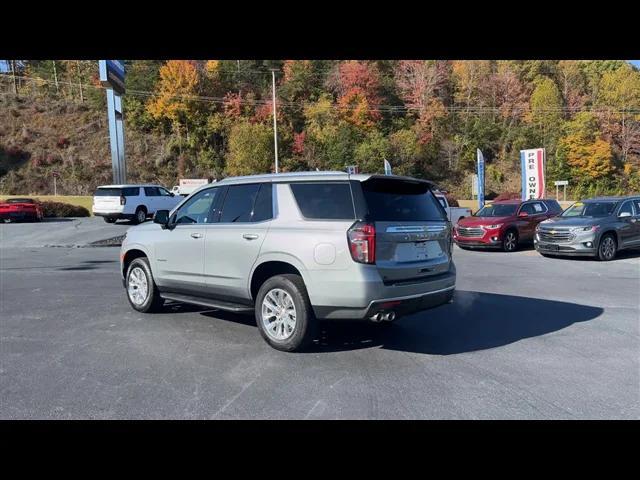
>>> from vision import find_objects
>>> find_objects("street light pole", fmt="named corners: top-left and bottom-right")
top-left (271, 69), bottom-right (279, 173)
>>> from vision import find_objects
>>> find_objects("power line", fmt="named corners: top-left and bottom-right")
top-left (2, 73), bottom-right (639, 115)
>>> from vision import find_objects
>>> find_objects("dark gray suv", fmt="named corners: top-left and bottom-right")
top-left (534, 196), bottom-right (640, 261)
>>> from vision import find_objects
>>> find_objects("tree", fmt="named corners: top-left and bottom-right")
top-left (596, 64), bottom-right (640, 164)
top-left (395, 60), bottom-right (449, 143)
top-left (147, 60), bottom-right (200, 138)
top-left (328, 61), bottom-right (382, 128)
top-left (225, 121), bottom-right (273, 176)
top-left (558, 112), bottom-right (615, 180)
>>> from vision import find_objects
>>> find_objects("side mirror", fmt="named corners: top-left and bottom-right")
top-left (153, 210), bottom-right (170, 227)
top-left (518, 211), bottom-right (529, 218)
top-left (619, 211), bottom-right (632, 218)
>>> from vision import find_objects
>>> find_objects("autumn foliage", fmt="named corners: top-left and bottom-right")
top-left (1, 59), bottom-right (639, 199)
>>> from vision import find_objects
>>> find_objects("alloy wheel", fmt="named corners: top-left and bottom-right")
top-left (261, 288), bottom-right (297, 341)
top-left (128, 267), bottom-right (149, 305)
top-left (504, 232), bottom-right (517, 251)
top-left (600, 237), bottom-right (615, 260)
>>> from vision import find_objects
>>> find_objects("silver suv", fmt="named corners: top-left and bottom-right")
top-left (120, 172), bottom-right (456, 351)
top-left (535, 196), bottom-right (640, 261)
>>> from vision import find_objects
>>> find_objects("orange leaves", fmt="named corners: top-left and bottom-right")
top-left (565, 137), bottom-right (614, 179)
top-left (330, 61), bottom-right (382, 128)
top-left (223, 92), bottom-right (243, 118)
top-left (147, 60), bottom-right (199, 123)
top-left (337, 87), bottom-right (380, 128)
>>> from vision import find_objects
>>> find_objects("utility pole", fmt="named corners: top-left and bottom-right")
top-left (9, 60), bottom-right (18, 95)
top-left (52, 60), bottom-right (59, 94)
top-left (271, 69), bottom-right (279, 173)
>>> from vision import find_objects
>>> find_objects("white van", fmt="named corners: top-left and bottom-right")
top-left (92, 184), bottom-right (182, 224)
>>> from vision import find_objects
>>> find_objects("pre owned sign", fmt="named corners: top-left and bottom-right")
top-left (520, 148), bottom-right (545, 200)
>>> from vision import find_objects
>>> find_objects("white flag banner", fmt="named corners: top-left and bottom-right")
top-left (384, 159), bottom-right (392, 175)
top-left (520, 148), bottom-right (546, 200)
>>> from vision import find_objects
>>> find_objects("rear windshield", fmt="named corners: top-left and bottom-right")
top-left (95, 187), bottom-right (139, 196)
top-left (361, 178), bottom-right (445, 222)
top-left (7, 198), bottom-right (35, 204)
top-left (290, 183), bottom-right (355, 220)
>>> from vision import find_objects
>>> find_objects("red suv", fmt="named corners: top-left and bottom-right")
top-left (453, 199), bottom-right (563, 252)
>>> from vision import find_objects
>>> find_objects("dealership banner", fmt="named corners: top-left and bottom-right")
top-left (477, 149), bottom-right (485, 209)
top-left (520, 148), bottom-right (545, 200)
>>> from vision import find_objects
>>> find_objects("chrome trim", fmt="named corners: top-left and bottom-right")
top-left (366, 285), bottom-right (455, 310)
top-left (386, 225), bottom-right (447, 233)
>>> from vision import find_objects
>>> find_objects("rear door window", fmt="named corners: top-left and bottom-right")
top-left (252, 183), bottom-right (273, 222)
top-left (144, 187), bottom-right (160, 196)
top-left (122, 187), bottom-right (140, 196)
top-left (618, 200), bottom-right (635, 217)
top-left (219, 184), bottom-right (261, 223)
top-left (290, 183), bottom-right (355, 220)
top-left (361, 178), bottom-right (445, 222)
top-left (545, 200), bottom-right (562, 213)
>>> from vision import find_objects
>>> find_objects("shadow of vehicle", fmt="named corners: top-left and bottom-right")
top-left (57, 260), bottom-right (118, 271)
top-left (161, 290), bottom-right (603, 354)
top-left (313, 290), bottom-right (603, 354)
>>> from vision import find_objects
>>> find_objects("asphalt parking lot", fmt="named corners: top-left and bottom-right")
top-left (1, 218), bottom-right (639, 419)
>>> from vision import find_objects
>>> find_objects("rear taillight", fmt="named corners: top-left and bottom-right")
top-left (120, 195), bottom-right (126, 205)
top-left (347, 222), bottom-right (376, 264)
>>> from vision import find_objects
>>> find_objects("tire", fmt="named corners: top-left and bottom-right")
top-left (103, 217), bottom-right (117, 224)
top-left (597, 233), bottom-right (617, 261)
top-left (125, 257), bottom-right (164, 313)
top-left (133, 207), bottom-right (147, 225)
top-left (502, 229), bottom-right (518, 252)
top-left (255, 274), bottom-right (317, 352)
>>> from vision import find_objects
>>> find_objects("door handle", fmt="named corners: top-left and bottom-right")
top-left (243, 233), bottom-right (259, 240)
top-left (190, 233), bottom-right (203, 239)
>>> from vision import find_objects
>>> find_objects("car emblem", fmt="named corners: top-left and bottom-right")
top-left (551, 230), bottom-right (556, 234)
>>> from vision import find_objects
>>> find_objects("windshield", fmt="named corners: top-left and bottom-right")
top-left (6, 198), bottom-right (35, 204)
top-left (562, 201), bottom-right (617, 218)
top-left (475, 204), bottom-right (518, 217)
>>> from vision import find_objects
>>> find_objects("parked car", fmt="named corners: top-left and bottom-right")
top-left (92, 184), bottom-right (181, 224)
top-left (535, 196), bottom-right (640, 261)
top-left (120, 172), bottom-right (456, 351)
top-left (434, 193), bottom-right (472, 224)
top-left (453, 198), bottom-right (563, 252)
top-left (0, 198), bottom-right (44, 222)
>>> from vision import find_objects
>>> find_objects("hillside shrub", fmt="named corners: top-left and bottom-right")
top-left (41, 201), bottom-right (90, 218)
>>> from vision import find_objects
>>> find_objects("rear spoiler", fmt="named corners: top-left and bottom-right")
top-left (361, 174), bottom-right (436, 188)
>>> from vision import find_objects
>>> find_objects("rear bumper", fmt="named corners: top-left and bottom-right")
top-left (93, 211), bottom-right (134, 220)
top-left (310, 266), bottom-right (456, 320)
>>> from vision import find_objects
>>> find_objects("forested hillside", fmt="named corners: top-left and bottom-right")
top-left (1, 60), bottom-right (639, 198)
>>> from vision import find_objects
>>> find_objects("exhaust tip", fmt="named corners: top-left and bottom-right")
top-left (386, 311), bottom-right (396, 322)
top-left (370, 312), bottom-right (382, 322)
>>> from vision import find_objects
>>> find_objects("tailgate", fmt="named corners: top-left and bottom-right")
top-left (357, 176), bottom-right (452, 284)
top-left (93, 187), bottom-right (123, 211)
top-left (375, 221), bottom-right (450, 283)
